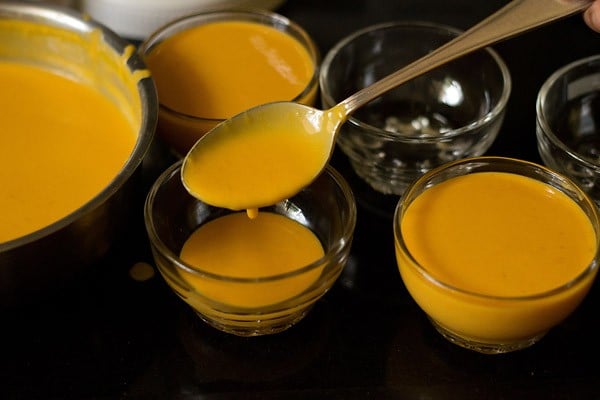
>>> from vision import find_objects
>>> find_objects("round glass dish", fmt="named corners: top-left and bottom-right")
top-left (393, 156), bottom-right (600, 354)
top-left (139, 9), bottom-right (320, 155)
top-left (320, 21), bottom-right (511, 196)
top-left (144, 162), bottom-right (356, 336)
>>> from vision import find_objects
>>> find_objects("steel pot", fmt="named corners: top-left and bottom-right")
top-left (0, 2), bottom-right (158, 307)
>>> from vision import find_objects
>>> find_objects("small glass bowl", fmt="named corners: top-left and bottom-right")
top-left (320, 21), bottom-right (511, 196)
top-left (393, 157), bottom-right (600, 354)
top-left (144, 161), bottom-right (356, 336)
top-left (536, 54), bottom-right (600, 205)
top-left (139, 9), bottom-right (320, 155)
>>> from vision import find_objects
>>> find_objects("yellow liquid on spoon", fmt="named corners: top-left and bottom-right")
top-left (181, 103), bottom-right (346, 211)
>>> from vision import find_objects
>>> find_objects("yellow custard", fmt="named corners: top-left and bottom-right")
top-left (0, 61), bottom-right (136, 243)
top-left (396, 171), bottom-right (598, 342)
top-left (182, 104), bottom-right (335, 210)
top-left (147, 21), bottom-right (315, 119)
top-left (179, 211), bottom-right (324, 308)
top-left (402, 172), bottom-right (596, 296)
top-left (144, 19), bottom-right (317, 153)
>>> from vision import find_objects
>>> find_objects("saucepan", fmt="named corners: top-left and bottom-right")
top-left (0, 2), bottom-right (157, 307)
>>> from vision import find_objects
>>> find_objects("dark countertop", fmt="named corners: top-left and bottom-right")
top-left (3, 1), bottom-right (600, 399)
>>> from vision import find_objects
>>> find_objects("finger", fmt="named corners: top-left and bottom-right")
top-left (584, 1), bottom-right (600, 33)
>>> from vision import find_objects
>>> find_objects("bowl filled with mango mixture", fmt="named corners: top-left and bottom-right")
top-left (145, 161), bottom-right (356, 336)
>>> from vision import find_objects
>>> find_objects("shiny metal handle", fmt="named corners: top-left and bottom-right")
top-left (337, 0), bottom-right (592, 117)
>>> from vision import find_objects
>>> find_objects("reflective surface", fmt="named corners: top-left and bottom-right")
top-left (3, 0), bottom-right (600, 398)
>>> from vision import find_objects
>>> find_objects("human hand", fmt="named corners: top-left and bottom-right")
top-left (583, 0), bottom-right (600, 32)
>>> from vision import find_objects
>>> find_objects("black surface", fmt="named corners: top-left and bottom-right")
top-left (3, 1), bottom-right (600, 398)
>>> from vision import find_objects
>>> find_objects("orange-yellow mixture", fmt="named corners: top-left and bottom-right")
top-left (146, 20), bottom-right (315, 119)
top-left (0, 61), bottom-right (136, 243)
top-left (396, 171), bottom-right (598, 342)
top-left (181, 103), bottom-right (335, 211)
top-left (145, 20), bottom-right (316, 153)
top-left (179, 211), bottom-right (324, 308)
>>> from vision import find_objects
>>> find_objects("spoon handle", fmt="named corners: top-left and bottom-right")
top-left (337, 0), bottom-right (592, 117)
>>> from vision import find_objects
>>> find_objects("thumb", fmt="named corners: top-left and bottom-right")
top-left (584, 1), bottom-right (600, 33)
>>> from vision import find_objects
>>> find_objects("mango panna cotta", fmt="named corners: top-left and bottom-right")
top-left (395, 160), bottom-right (599, 351)
top-left (143, 12), bottom-right (318, 154)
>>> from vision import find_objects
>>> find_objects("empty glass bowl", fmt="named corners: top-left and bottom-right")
top-left (536, 54), bottom-right (600, 205)
top-left (320, 21), bottom-right (511, 196)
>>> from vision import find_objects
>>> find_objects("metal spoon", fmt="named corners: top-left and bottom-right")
top-left (181, 0), bottom-right (592, 211)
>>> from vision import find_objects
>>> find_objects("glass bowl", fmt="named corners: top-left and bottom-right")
top-left (393, 156), bottom-right (600, 354)
top-left (144, 161), bottom-right (356, 336)
top-left (536, 54), bottom-right (600, 205)
top-left (320, 21), bottom-right (511, 196)
top-left (139, 9), bottom-right (320, 155)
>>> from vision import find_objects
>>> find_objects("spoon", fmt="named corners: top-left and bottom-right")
top-left (181, 0), bottom-right (592, 212)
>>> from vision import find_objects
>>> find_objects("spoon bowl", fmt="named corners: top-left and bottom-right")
top-left (181, 102), bottom-right (347, 210)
